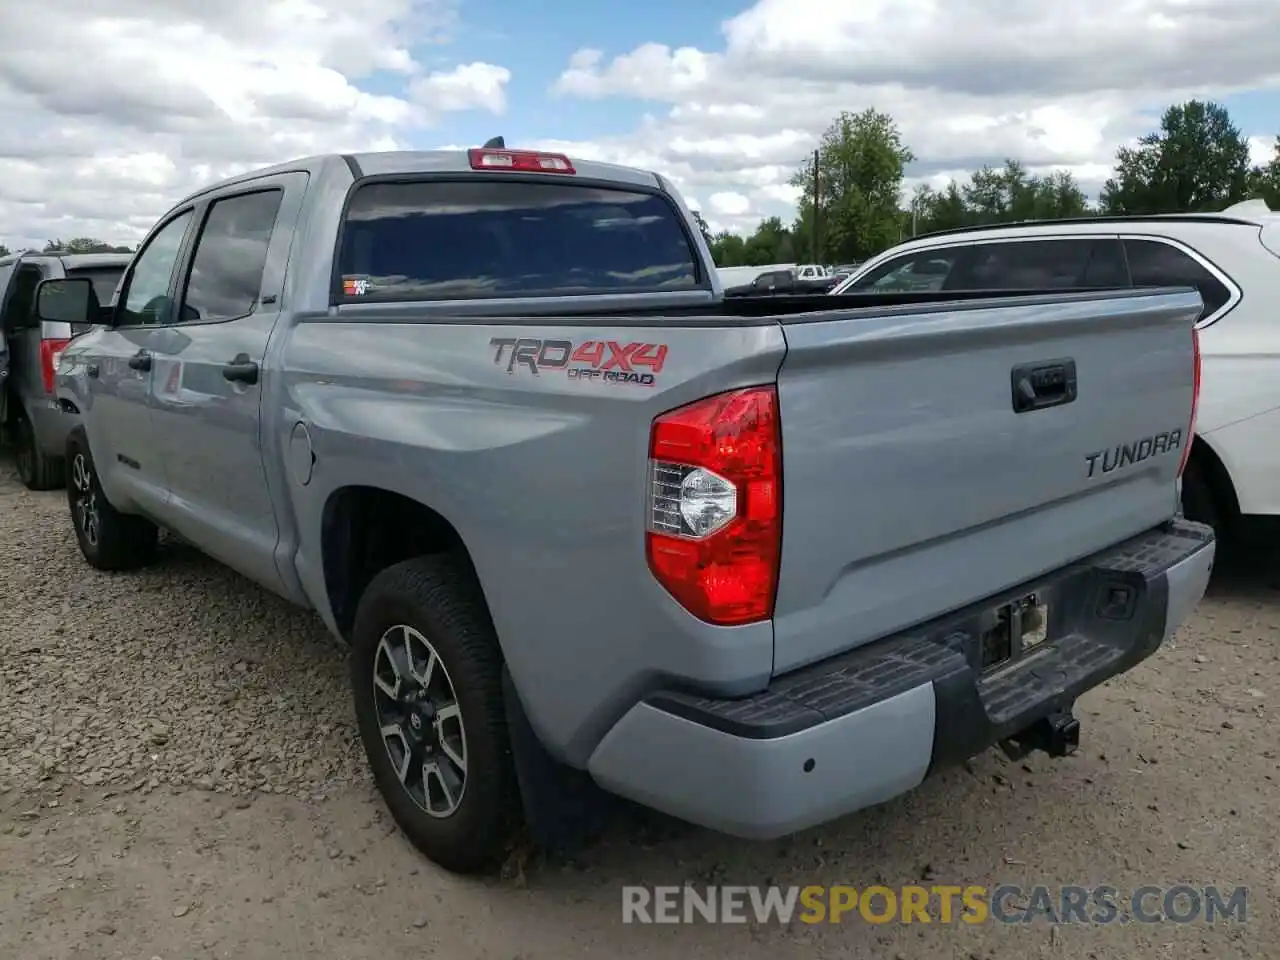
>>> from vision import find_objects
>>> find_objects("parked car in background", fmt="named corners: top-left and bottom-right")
top-left (0, 252), bottom-right (128, 489)
top-left (39, 145), bottom-right (1211, 876)
top-left (715, 263), bottom-right (796, 289)
top-left (829, 202), bottom-right (1279, 542)
top-left (725, 268), bottom-right (840, 297)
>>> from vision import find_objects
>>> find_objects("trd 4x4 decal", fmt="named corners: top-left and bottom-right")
top-left (489, 337), bottom-right (668, 387)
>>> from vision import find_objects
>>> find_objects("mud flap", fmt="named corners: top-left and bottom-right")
top-left (501, 667), bottom-right (617, 853)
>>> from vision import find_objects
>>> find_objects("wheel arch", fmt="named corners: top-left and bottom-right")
top-left (1185, 433), bottom-right (1240, 524)
top-left (319, 485), bottom-right (485, 642)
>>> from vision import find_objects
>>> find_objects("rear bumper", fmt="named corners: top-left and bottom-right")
top-left (587, 519), bottom-right (1215, 839)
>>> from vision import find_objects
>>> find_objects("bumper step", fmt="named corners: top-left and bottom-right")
top-left (646, 520), bottom-right (1214, 768)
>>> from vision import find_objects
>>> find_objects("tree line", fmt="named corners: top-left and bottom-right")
top-left (704, 100), bottom-right (1280, 268)
top-left (0, 238), bottom-right (136, 258)
top-left (7, 102), bottom-right (1279, 272)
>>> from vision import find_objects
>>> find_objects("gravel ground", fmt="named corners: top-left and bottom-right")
top-left (1, 449), bottom-right (1277, 960)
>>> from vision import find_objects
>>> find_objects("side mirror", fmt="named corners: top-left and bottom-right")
top-left (35, 277), bottom-right (97, 325)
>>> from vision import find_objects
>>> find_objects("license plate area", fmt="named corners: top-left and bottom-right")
top-left (980, 594), bottom-right (1049, 672)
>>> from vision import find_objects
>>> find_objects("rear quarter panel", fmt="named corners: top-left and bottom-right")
top-left (278, 313), bottom-right (785, 765)
top-left (1181, 223), bottom-right (1280, 515)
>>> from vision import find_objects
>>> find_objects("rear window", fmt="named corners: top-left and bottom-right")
top-left (68, 266), bottom-right (125, 306)
top-left (1123, 239), bottom-right (1232, 321)
top-left (337, 180), bottom-right (702, 301)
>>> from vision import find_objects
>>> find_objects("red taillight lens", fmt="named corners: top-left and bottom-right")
top-left (467, 148), bottom-right (575, 174)
top-left (40, 338), bottom-right (71, 394)
top-left (1177, 326), bottom-right (1201, 477)
top-left (645, 386), bottom-right (782, 626)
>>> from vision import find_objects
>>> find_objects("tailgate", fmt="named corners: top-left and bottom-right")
top-left (770, 288), bottom-right (1201, 673)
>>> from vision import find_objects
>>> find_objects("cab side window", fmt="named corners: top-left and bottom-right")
top-left (118, 211), bottom-right (194, 327)
top-left (178, 190), bottom-right (283, 324)
top-left (947, 239), bottom-right (1124, 289)
top-left (1123, 239), bottom-right (1232, 321)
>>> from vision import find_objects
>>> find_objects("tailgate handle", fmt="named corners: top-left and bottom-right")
top-left (1011, 359), bottom-right (1076, 413)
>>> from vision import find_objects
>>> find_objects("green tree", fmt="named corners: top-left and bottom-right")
top-left (909, 182), bottom-right (970, 236)
top-left (1033, 170), bottom-right (1091, 219)
top-left (960, 160), bottom-right (1089, 225)
top-left (43, 237), bottom-right (134, 254)
top-left (741, 216), bottom-right (795, 265)
top-left (709, 230), bottom-right (747, 266)
top-left (790, 108), bottom-right (914, 263)
top-left (1100, 100), bottom-right (1252, 214)
top-left (0, 243), bottom-right (9, 257)
top-left (1248, 136), bottom-right (1280, 208)
top-left (690, 210), bottom-right (714, 250)
top-left (907, 163), bottom-right (1088, 238)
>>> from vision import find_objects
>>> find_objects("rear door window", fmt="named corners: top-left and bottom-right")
top-left (947, 239), bottom-right (1123, 289)
top-left (179, 189), bottom-right (284, 323)
top-left (337, 180), bottom-right (701, 301)
top-left (1123, 238), bottom-right (1232, 321)
top-left (851, 238), bottom-right (1129, 294)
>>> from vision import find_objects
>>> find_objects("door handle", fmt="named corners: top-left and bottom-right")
top-left (1011, 359), bottom-right (1076, 413)
top-left (127, 351), bottom-right (152, 372)
top-left (86, 363), bottom-right (100, 378)
top-left (221, 354), bottom-right (259, 385)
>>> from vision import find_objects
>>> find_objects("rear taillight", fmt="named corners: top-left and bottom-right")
top-left (645, 386), bottom-right (782, 626)
top-left (467, 148), bottom-right (575, 174)
top-left (1177, 326), bottom-right (1201, 477)
top-left (40, 338), bottom-right (71, 394)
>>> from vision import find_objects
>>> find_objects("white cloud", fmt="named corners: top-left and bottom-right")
top-left (550, 0), bottom-right (1280, 234)
top-left (708, 191), bottom-right (751, 217)
top-left (411, 62), bottom-right (511, 116)
top-left (554, 44), bottom-right (714, 101)
top-left (0, 0), bottom-right (510, 250)
top-left (3, 0), bottom-right (1277, 250)
top-left (1249, 135), bottom-right (1277, 169)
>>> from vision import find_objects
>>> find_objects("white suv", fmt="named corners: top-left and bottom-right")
top-left (830, 201), bottom-right (1280, 540)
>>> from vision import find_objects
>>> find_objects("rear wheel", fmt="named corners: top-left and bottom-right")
top-left (350, 554), bottom-right (519, 874)
top-left (1181, 463), bottom-right (1227, 543)
top-left (13, 411), bottom-right (63, 491)
top-left (65, 435), bottom-right (158, 570)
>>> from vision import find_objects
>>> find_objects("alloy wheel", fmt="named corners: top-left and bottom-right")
top-left (70, 453), bottom-right (100, 547)
top-left (372, 624), bottom-right (468, 818)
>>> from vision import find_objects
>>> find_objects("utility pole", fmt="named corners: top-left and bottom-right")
top-left (812, 149), bottom-right (821, 264)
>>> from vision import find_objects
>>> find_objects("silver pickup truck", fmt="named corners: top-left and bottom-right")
top-left (36, 145), bottom-right (1214, 874)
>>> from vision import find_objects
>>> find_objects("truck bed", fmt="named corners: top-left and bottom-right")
top-left (299, 285), bottom-right (1201, 740)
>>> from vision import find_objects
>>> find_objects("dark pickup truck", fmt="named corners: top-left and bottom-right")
top-left (725, 268), bottom-right (839, 297)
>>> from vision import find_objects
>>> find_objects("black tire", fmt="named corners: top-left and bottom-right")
top-left (65, 433), bottom-right (159, 571)
top-left (351, 553), bottom-right (520, 875)
top-left (13, 410), bottom-right (64, 491)
top-left (1181, 464), bottom-right (1224, 541)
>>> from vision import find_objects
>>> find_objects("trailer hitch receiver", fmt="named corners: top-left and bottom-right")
top-left (1000, 709), bottom-right (1080, 761)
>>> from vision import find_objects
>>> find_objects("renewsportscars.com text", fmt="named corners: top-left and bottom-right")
top-left (621, 884), bottom-right (1248, 925)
